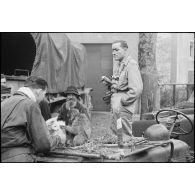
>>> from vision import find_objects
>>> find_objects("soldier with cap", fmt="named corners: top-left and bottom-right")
top-left (57, 86), bottom-right (90, 123)
top-left (57, 86), bottom-right (91, 145)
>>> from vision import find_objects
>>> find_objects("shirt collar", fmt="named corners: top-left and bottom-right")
top-left (120, 55), bottom-right (131, 66)
top-left (18, 87), bottom-right (37, 102)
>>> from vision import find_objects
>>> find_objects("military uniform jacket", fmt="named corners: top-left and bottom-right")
top-left (112, 55), bottom-right (143, 113)
top-left (1, 91), bottom-right (60, 155)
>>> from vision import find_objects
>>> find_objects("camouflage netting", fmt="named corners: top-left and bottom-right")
top-left (63, 134), bottom-right (147, 156)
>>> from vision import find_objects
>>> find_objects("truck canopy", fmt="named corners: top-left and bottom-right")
top-left (31, 33), bottom-right (87, 93)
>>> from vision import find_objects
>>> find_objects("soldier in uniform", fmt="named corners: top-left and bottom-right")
top-left (1, 76), bottom-right (64, 162)
top-left (110, 40), bottom-right (143, 137)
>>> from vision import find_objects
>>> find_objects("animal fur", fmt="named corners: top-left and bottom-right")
top-left (46, 117), bottom-right (66, 147)
top-left (66, 108), bottom-right (91, 146)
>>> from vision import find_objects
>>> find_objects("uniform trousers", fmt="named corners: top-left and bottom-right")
top-left (110, 92), bottom-right (133, 136)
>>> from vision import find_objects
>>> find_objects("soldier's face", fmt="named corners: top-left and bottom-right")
top-left (35, 88), bottom-right (47, 103)
top-left (112, 43), bottom-right (127, 62)
top-left (66, 94), bottom-right (77, 109)
top-left (1, 78), bottom-right (6, 86)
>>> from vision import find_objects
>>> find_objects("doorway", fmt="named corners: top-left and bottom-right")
top-left (83, 44), bottom-right (113, 111)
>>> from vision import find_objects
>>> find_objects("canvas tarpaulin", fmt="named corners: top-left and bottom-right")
top-left (30, 33), bottom-right (86, 93)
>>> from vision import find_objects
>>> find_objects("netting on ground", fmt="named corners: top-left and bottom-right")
top-left (61, 133), bottom-right (147, 157)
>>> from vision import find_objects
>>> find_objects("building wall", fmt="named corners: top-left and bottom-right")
top-left (171, 33), bottom-right (194, 83)
top-left (66, 33), bottom-right (139, 60)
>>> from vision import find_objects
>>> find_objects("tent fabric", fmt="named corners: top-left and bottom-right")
top-left (30, 33), bottom-right (86, 93)
top-left (71, 41), bottom-right (88, 88)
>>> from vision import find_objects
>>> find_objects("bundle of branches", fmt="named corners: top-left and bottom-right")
top-left (66, 133), bottom-right (119, 155)
top-left (92, 133), bottom-right (146, 144)
top-left (66, 133), bottom-right (147, 156)
top-left (93, 133), bottom-right (118, 144)
top-left (73, 141), bottom-right (118, 156)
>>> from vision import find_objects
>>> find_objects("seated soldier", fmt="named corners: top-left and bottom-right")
top-left (1, 76), bottom-right (65, 162)
top-left (57, 86), bottom-right (91, 146)
top-left (1, 74), bottom-right (11, 102)
top-left (1, 74), bottom-right (7, 86)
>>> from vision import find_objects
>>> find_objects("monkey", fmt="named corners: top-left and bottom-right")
top-left (65, 108), bottom-right (91, 146)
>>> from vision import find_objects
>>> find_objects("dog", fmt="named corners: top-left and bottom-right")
top-left (46, 117), bottom-right (66, 147)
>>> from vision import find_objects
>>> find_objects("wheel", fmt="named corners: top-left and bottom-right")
top-left (155, 109), bottom-right (193, 136)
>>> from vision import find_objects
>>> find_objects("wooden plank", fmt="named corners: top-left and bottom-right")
top-left (36, 156), bottom-right (81, 162)
top-left (49, 151), bottom-right (101, 159)
top-left (49, 97), bottom-right (66, 104)
top-left (159, 83), bottom-right (194, 85)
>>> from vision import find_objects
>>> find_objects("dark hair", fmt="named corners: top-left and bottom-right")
top-left (113, 40), bottom-right (128, 49)
top-left (24, 76), bottom-right (48, 90)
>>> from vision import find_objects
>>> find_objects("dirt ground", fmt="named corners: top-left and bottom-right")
top-left (91, 111), bottom-right (112, 139)
top-left (90, 111), bottom-right (140, 139)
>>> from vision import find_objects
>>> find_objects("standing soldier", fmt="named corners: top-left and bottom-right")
top-left (110, 40), bottom-right (143, 139)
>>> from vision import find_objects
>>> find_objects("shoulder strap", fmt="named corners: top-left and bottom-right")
top-left (1, 97), bottom-right (27, 129)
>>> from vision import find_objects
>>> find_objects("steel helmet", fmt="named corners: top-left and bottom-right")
top-left (144, 124), bottom-right (170, 141)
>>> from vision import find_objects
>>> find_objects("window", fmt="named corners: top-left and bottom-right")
top-left (190, 41), bottom-right (194, 59)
